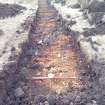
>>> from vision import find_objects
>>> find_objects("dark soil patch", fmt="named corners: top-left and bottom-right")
top-left (0, 3), bottom-right (26, 19)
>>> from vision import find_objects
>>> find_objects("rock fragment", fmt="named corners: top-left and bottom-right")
top-left (14, 87), bottom-right (24, 97)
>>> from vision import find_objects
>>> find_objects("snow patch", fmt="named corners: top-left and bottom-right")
top-left (0, 1), bottom-right (38, 71)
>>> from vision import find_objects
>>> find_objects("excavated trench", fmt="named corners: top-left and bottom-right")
top-left (0, 0), bottom-right (93, 105)
top-left (28, 0), bottom-right (86, 94)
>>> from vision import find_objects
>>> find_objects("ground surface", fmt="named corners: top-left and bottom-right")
top-left (1, 0), bottom-right (105, 105)
top-left (52, 0), bottom-right (105, 62)
top-left (0, 0), bottom-right (38, 72)
top-left (52, 0), bottom-right (105, 105)
top-left (0, 0), bottom-right (95, 105)
top-left (0, 0), bottom-right (38, 104)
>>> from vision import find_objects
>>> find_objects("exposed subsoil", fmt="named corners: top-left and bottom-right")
top-left (0, 3), bottom-right (26, 18)
top-left (0, 0), bottom-right (98, 105)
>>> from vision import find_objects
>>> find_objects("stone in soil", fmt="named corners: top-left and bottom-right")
top-left (0, 29), bottom-right (4, 36)
top-left (44, 101), bottom-right (49, 105)
top-left (47, 94), bottom-right (56, 105)
top-left (34, 95), bottom-right (47, 104)
top-left (14, 87), bottom-right (24, 97)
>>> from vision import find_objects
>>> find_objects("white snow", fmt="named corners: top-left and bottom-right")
top-left (53, 3), bottom-right (92, 32)
top-left (0, 0), bottom-right (38, 72)
top-left (0, 0), bottom-right (38, 8)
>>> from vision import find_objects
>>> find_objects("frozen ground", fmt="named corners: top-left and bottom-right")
top-left (0, 0), bottom-right (38, 72)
